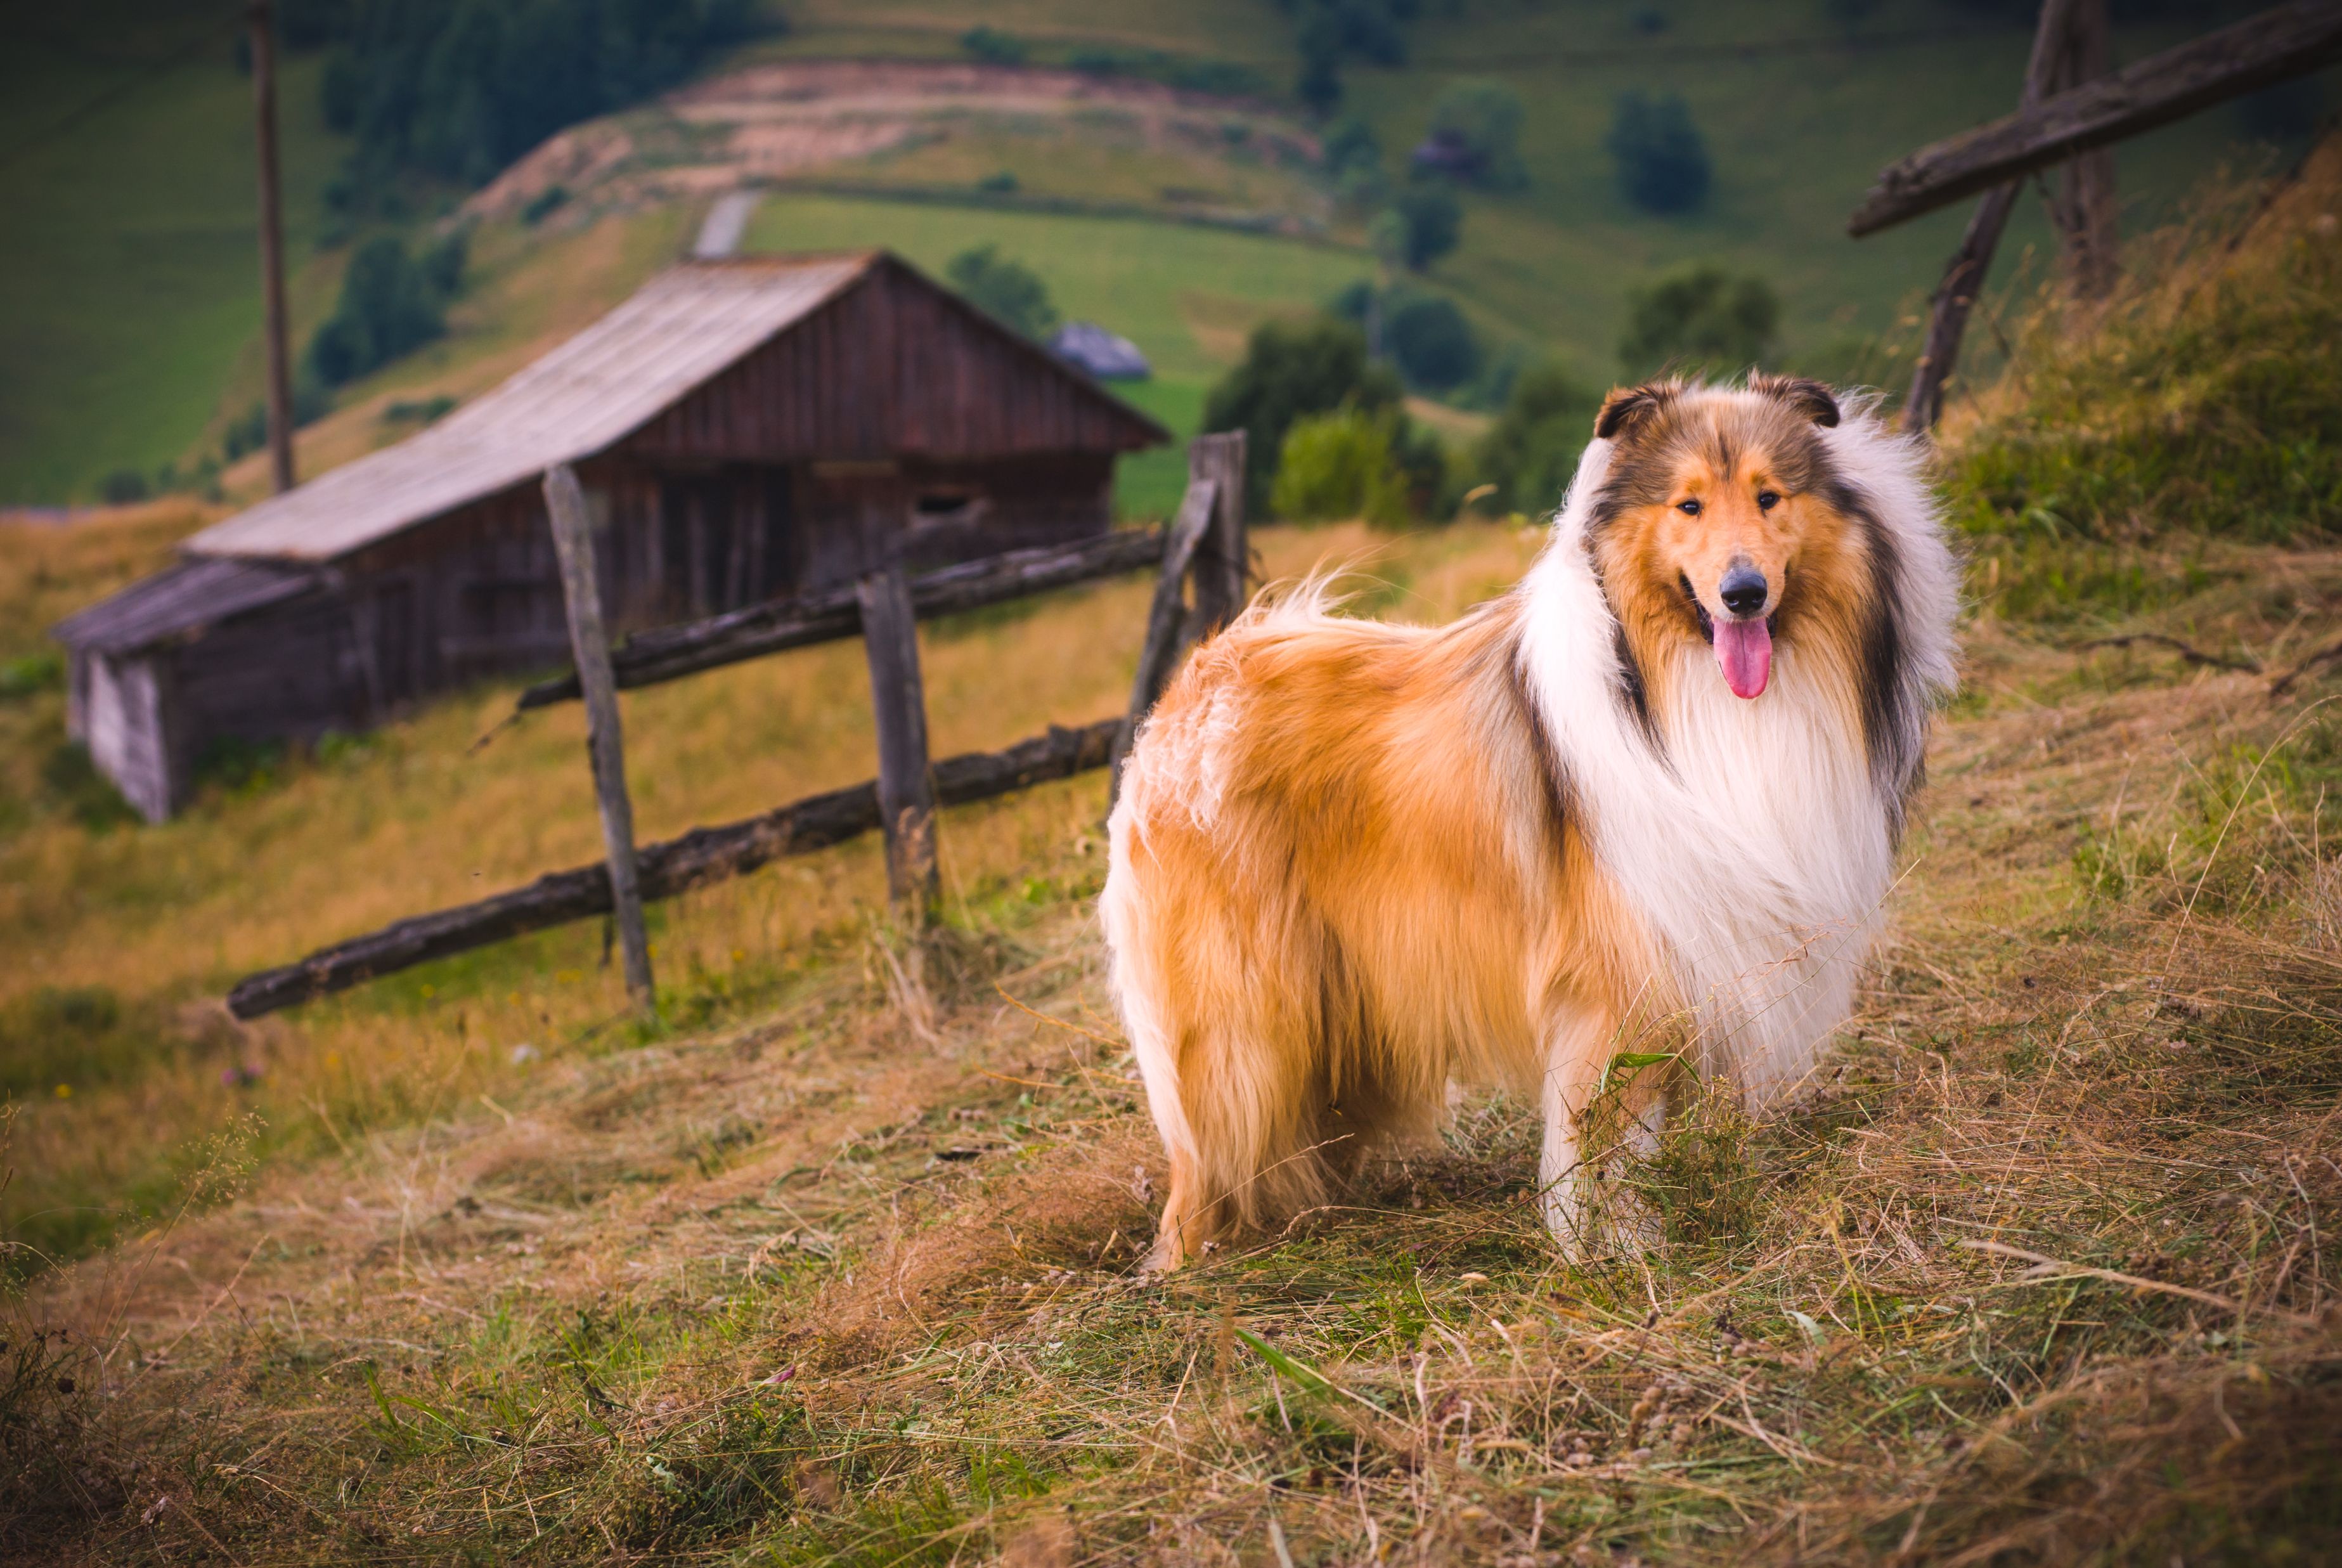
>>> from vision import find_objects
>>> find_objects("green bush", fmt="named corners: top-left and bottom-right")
top-left (1386, 293), bottom-right (1480, 391)
top-left (1323, 115), bottom-right (1380, 176)
top-left (1390, 183), bottom-right (1462, 270)
top-left (521, 183), bottom-right (570, 224)
top-left (960, 25), bottom-right (1027, 65)
top-left (1607, 91), bottom-right (1711, 214)
top-left (944, 245), bottom-right (1058, 341)
top-left (1270, 408), bottom-right (1411, 526)
top-left (98, 469), bottom-right (148, 505)
top-left (306, 231), bottom-right (467, 387)
top-left (1469, 358), bottom-right (1601, 515)
top-left (0, 652), bottom-right (63, 701)
top-left (1426, 79), bottom-right (1527, 190)
top-left (1203, 316), bottom-right (1402, 510)
top-left (1619, 262), bottom-right (1778, 377)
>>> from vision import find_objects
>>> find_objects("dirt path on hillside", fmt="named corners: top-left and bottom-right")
top-left (464, 58), bottom-right (1318, 221)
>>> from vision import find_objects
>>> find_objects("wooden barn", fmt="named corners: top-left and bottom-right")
top-left (54, 251), bottom-right (1169, 820)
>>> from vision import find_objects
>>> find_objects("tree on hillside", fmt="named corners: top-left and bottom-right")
top-left (1202, 318), bottom-right (1404, 510)
top-left (960, 26), bottom-right (1028, 65)
top-left (1470, 358), bottom-right (1601, 514)
top-left (1607, 91), bottom-right (1711, 215)
top-left (1297, 8), bottom-right (1347, 113)
top-left (945, 246), bottom-right (1059, 342)
top-left (1392, 184), bottom-right (1463, 270)
top-left (1425, 80), bottom-right (1527, 191)
top-left (313, 0), bottom-right (761, 203)
top-left (306, 231), bottom-right (469, 387)
top-left (1386, 294), bottom-right (1480, 391)
top-left (1618, 263), bottom-right (1779, 377)
top-left (1286, 0), bottom-right (1418, 115)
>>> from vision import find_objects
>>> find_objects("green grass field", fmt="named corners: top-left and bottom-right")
top-left (4, 0), bottom-right (2321, 503)
top-left (0, 0), bottom-right (351, 503)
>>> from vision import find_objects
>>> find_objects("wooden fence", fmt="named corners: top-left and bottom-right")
top-left (225, 432), bottom-right (1246, 1020)
top-left (1865, 0), bottom-right (2342, 430)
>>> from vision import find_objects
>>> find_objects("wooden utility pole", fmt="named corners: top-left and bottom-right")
top-left (248, 0), bottom-right (295, 493)
top-left (544, 465), bottom-right (656, 1014)
top-left (857, 562), bottom-right (940, 928)
top-left (1903, 0), bottom-right (2080, 431)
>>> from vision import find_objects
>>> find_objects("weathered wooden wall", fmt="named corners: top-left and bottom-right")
top-left (622, 261), bottom-right (1155, 463)
top-left (81, 650), bottom-right (176, 822)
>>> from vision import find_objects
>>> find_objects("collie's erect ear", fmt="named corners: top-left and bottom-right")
top-left (1751, 373), bottom-right (1841, 428)
top-left (1595, 381), bottom-right (1679, 441)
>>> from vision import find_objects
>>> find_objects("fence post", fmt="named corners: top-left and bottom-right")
top-left (1184, 431), bottom-right (1249, 640)
top-left (544, 463), bottom-right (656, 1015)
top-left (1110, 474), bottom-right (1220, 796)
top-left (2047, 0), bottom-right (2120, 299)
top-left (857, 561), bottom-right (940, 928)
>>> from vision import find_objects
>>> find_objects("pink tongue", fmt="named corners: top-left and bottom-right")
top-left (1715, 618), bottom-right (1772, 699)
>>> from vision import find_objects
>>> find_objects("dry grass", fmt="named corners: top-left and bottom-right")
top-left (0, 511), bottom-right (1537, 1280)
top-left (9, 148), bottom-right (2342, 1567)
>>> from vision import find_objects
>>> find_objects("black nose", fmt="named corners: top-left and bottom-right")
top-left (1719, 564), bottom-right (1768, 617)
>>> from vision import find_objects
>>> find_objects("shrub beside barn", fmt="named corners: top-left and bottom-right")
top-left (54, 252), bottom-right (1167, 820)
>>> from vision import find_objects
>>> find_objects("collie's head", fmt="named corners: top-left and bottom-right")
top-left (1563, 373), bottom-right (1958, 827)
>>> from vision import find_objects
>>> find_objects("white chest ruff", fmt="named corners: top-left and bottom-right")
top-left (1516, 486), bottom-right (1898, 1102)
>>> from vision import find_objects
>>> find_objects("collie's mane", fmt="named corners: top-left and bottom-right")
top-left (1515, 376), bottom-right (1959, 1095)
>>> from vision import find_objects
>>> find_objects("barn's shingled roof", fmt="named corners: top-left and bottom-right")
top-left (190, 255), bottom-right (877, 563)
top-left (51, 555), bottom-right (323, 656)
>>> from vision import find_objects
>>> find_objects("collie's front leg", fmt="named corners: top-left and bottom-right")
top-left (1536, 1008), bottom-right (1625, 1257)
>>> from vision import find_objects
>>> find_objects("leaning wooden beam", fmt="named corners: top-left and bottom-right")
top-left (1848, 1), bottom-right (2342, 236)
top-left (224, 717), bottom-right (1123, 1018)
top-left (517, 528), bottom-right (1167, 711)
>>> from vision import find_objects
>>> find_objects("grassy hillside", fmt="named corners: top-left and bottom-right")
top-left (7, 142), bottom-right (2342, 1562)
top-left (0, 0), bottom-right (351, 503)
top-left (4, 0), bottom-right (2320, 503)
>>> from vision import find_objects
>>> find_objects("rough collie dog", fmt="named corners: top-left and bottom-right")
top-left (1101, 375), bottom-right (1958, 1269)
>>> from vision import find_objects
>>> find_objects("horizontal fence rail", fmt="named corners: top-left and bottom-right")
top-left (226, 717), bottom-right (1122, 1018)
top-left (517, 527), bottom-right (1169, 711)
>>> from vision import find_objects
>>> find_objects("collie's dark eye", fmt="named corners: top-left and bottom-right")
top-left (1757, 489), bottom-right (1781, 512)
top-left (1676, 498), bottom-right (1702, 516)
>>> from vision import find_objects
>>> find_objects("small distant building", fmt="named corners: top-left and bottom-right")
top-left (1049, 321), bottom-right (1151, 382)
top-left (1409, 129), bottom-right (1484, 182)
top-left (56, 251), bottom-right (1167, 820)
